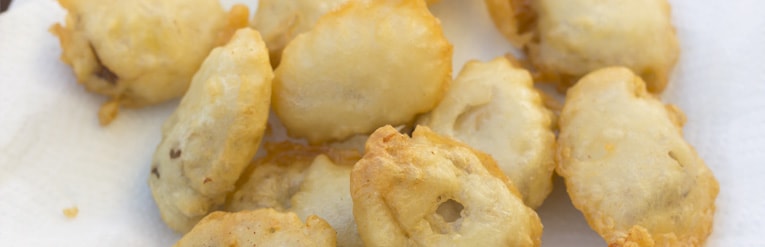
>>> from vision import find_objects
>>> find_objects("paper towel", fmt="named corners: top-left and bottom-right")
top-left (0, 0), bottom-right (763, 246)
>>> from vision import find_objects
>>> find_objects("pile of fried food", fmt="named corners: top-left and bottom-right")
top-left (51, 0), bottom-right (719, 246)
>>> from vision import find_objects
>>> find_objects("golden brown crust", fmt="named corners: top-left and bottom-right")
top-left (148, 29), bottom-right (273, 233)
top-left (174, 209), bottom-right (336, 247)
top-left (557, 67), bottom-right (719, 246)
top-left (51, 0), bottom-right (249, 124)
top-left (351, 125), bottom-right (542, 247)
top-left (272, 0), bottom-right (452, 144)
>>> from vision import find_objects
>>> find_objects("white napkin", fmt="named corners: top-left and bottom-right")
top-left (1, 0), bottom-right (763, 246)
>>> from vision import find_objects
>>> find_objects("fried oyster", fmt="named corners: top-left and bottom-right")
top-left (51, 0), bottom-right (248, 124)
top-left (418, 56), bottom-right (556, 208)
top-left (351, 125), bottom-right (542, 246)
top-left (557, 67), bottom-right (719, 246)
top-left (149, 28), bottom-right (273, 233)
top-left (485, 0), bottom-right (679, 92)
top-left (272, 0), bottom-right (452, 143)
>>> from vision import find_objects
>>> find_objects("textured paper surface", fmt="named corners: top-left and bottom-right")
top-left (1, 0), bottom-right (763, 246)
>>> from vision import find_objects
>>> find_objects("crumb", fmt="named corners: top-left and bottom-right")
top-left (98, 100), bottom-right (119, 125)
top-left (63, 206), bottom-right (79, 219)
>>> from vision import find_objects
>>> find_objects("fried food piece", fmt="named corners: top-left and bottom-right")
top-left (175, 209), bottom-right (336, 247)
top-left (291, 155), bottom-right (362, 247)
top-left (273, 0), bottom-right (452, 144)
top-left (253, 0), bottom-right (444, 67)
top-left (225, 142), bottom-right (322, 212)
top-left (148, 29), bottom-right (273, 233)
top-left (351, 125), bottom-right (542, 247)
top-left (50, 0), bottom-right (249, 125)
top-left (226, 142), bottom-right (363, 247)
top-left (483, 0), bottom-right (535, 47)
top-left (252, 0), bottom-right (351, 66)
top-left (485, 0), bottom-right (679, 92)
top-left (418, 57), bottom-right (555, 208)
top-left (556, 67), bottom-right (719, 246)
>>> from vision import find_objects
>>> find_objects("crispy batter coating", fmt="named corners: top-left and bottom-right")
top-left (556, 67), bottom-right (719, 246)
top-left (252, 0), bottom-right (351, 66)
top-left (175, 209), bottom-right (336, 247)
top-left (253, 0), bottom-right (444, 67)
top-left (225, 142), bottom-right (322, 212)
top-left (351, 125), bottom-right (542, 247)
top-left (148, 29), bottom-right (273, 233)
top-left (485, 0), bottom-right (679, 92)
top-left (50, 0), bottom-right (249, 125)
top-left (226, 142), bottom-right (363, 247)
top-left (273, 0), bottom-right (452, 144)
top-left (291, 155), bottom-right (361, 247)
top-left (483, 0), bottom-right (536, 47)
top-left (327, 134), bottom-right (369, 154)
top-left (418, 57), bottom-right (556, 208)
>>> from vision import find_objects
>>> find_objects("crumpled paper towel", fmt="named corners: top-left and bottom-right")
top-left (0, 0), bottom-right (763, 246)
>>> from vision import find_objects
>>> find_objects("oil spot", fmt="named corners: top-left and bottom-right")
top-left (63, 206), bottom-right (79, 219)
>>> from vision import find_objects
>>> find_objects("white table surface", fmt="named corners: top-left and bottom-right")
top-left (1, 0), bottom-right (763, 246)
